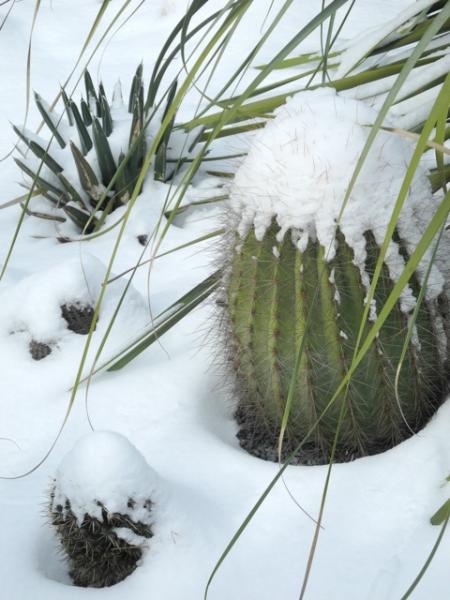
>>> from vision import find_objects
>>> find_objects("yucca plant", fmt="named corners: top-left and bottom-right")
top-left (13, 66), bottom-right (190, 233)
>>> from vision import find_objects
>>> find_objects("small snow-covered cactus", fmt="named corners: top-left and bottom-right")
top-left (222, 89), bottom-right (448, 464)
top-left (49, 431), bottom-right (159, 587)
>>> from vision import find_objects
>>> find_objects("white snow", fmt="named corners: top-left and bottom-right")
top-left (335, 0), bottom-right (436, 78)
top-left (52, 430), bottom-right (160, 524)
top-left (229, 87), bottom-right (445, 316)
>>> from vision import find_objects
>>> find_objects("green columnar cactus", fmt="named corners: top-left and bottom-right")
top-left (225, 221), bottom-right (447, 464)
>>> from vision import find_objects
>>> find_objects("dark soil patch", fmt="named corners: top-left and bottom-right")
top-left (30, 340), bottom-right (52, 361)
top-left (61, 303), bottom-right (95, 335)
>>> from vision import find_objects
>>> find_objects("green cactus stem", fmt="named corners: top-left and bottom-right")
top-left (225, 221), bottom-right (447, 464)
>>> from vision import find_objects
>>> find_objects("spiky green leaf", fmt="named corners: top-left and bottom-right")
top-left (70, 141), bottom-right (103, 202)
top-left (14, 157), bottom-right (66, 200)
top-left (61, 88), bottom-right (74, 126)
top-left (92, 117), bottom-right (117, 185)
top-left (81, 99), bottom-right (93, 126)
top-left (70, 100), bottom-right (93, 154)
top-left (34, 92), bottom-right (66, 148)
top-left (101, 95), bottom-right (113, 136)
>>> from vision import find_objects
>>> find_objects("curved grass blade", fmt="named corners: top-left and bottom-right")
top-left (400, 511), bottom-right (450, 599)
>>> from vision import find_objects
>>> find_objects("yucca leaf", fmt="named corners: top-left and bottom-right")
top-left (14, 127), bottom-right (64, 174)
top-left (57, 173), bottom-right (89, 209)
top-left (128, 62), bottom-right (143, 113)
top-left (99, 81), bottom-right (107, 103)
top-left (12, 124), bottom-right (34, 149)
top-left (101, 95), bottom-right (113, 136)
top-left (115, 151), bottom-right (132, 202)
top-left (92, 117), bottom-right (117, 185)
top-left (81, 99), bottom-right (93, 126)
top-left (17, 178), bottom-right (65, 207)
top-left (63, 204), bottom-right (97, 232)
top-left (84, 69), bottom-right (99, 114)
top-left (154, 80), bottom-right (178, 182)
top-left (20, 203), bottom-right (66, 222)
top-left (70, 141), bottom-right (103, 202)
top-left (154, 142), bottom-right (167, 182)
top-left (0, 188), bottom-right (41, 210)
top-left (61, 88), bottom-right (74, 126)
top-left (128, 87), bottom-right (146, 179)
top-left (34, 92), bottom-right (66, 149)
top-left (69, 100), bottom-right (93, 154)
top-left (29, 141), bottom-right (63, 175)
top-left (14, 157), bottom-right (66, 200)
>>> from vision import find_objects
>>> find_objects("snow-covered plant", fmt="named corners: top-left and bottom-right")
top-left (220, 89), bottom-right (449, 465)
top-left (49, 431), bottom-right (158, 587)
top-left (13, 66), bottom-right (185, 233)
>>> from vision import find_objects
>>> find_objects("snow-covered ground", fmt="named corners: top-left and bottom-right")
top-left (0, 1), bottom-right (449, 599)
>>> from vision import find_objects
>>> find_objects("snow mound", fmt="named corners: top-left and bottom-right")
top-left (53, 431), bottom-right (159, 525)
top-left (0, 253), bottom-right (149, 356)
top-left (229, 87), bottom-right (445, 310)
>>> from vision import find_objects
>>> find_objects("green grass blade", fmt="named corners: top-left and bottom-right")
top-left (106, 271), bottom-right (220, 372)
top-left (400, 513), bottom-right (449, 599)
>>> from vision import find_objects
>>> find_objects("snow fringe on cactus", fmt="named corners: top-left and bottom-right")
top-left (49, 431), bottom-right (160, 587)
top-left (220, 88), bottom-right (449, 465)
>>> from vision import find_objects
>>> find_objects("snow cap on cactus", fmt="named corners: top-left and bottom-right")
top-left (230, 87), bottom-right (444, 312)
top-left (52, 430), bottom-right (158, 522)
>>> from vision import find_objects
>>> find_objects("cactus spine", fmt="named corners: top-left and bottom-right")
top-left (225, 221), bottom-right (447, 464)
